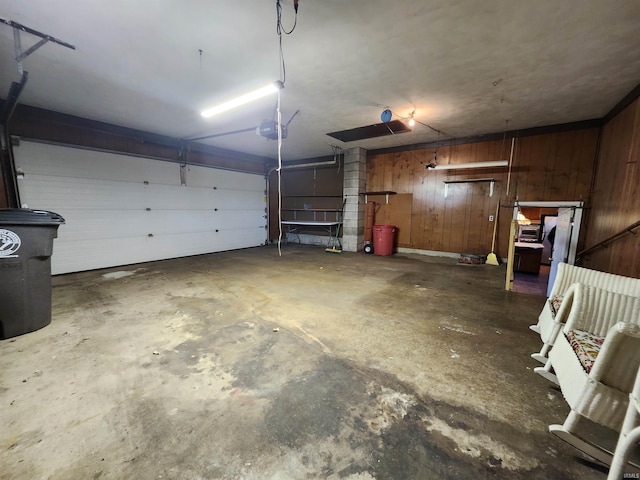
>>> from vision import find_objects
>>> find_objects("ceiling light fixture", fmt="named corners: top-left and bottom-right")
top-left (428, 160), bottom-right (508, 170)
top-left (201, 81), bottom-right (284, 118)
top-left (408, 110), bottom-right (416, 128)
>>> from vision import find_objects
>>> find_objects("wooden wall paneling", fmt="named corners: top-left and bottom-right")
top-left (367, 127), bottom-right (600, 258)
top-left (398, 152), bottom-right (414, 193)
top-left (573, 129), bottom-right (599, 252)
top-left (445, 182), bottom-right (464, 252)
top-left (510, 137), bottom-right (525, 201)
top-left (565, 131), bottom-right (581, 200)
top-left (608, 101), bottom-right (639, 275)
top-left (410, 158), bottom-right (427, 249)
top-left (583, 98), bottom-right (639, 277)
top-left (569, 130), bottom-right (590, 200)
top-left (463, 183), bottom-right (476, 251)
top-left (544, 133), bottom-right (561, 200)
top-left (368, 193), bottom-right (413, 247)
top-left (416, 156), bottom-right (431, 250)
top-left (522, 136), bottom-right (546, 200)
top-left (368, 154), bottom-right (385, 192)
top-left (417, 166), bottom-right (430, 250)
top-left (430, 174), bottom-right (445, 250)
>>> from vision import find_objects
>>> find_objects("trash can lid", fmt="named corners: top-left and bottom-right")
top-left (0, 208), bottom-right (65, 225)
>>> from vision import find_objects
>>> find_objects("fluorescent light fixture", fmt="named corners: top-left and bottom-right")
top-left (431, 160), bottom-right (508, 170)
top-left (201, 81), bottom-right (284, 118)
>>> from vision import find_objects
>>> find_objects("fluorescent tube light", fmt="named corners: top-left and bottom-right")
top-left (201, 81), bottom-right (284, 118)
top-left (431, 160), bottom-right (508, 170)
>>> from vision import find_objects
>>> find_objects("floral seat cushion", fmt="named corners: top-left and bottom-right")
top-left (549, 294), bottom-right (564, 317)
top-left (566, 329), bottom-right (605, 373)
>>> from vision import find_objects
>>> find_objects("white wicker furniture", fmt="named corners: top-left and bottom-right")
top-left (530, 262), bottom-right (640, 364)
top-left (608, 366), bottom-right (640, 479)
top-left (534, 283), bottom-right (640, 384)
top-left (542, 286), bottom-right (640, 464)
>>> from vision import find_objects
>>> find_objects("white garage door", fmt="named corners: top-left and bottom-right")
top-left (14, 140), bottom-right (266, 274)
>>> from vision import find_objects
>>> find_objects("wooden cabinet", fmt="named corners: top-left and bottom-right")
top-left (514, 243), bottom-right (543, 274)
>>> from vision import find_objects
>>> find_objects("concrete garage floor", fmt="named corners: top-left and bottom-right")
top-left (0, 245), bottom-right (612, 479)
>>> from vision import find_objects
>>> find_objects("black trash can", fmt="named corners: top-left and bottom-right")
top-left (0, 209), bottom-right (65, 339)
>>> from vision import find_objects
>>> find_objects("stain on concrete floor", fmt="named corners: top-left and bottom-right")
top-left (0, 245), bottom-right (609, 479)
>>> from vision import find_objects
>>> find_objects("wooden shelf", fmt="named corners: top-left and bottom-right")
top-left (442, 178), bottom-right (495, 184)
top-left (363, 190), bottom-right (397, 195)
top-left (442, 178), bottom-right (496, 198)
top-left (363, 191), bottom-right (397, 204)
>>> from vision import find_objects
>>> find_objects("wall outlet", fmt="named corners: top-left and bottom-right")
top-left (489, 215), bottom-right (494, 222)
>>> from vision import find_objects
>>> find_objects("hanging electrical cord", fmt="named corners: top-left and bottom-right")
top-left (277, 87), bottom-right (284, 256)
top-left (389, 109), bottom-right (452, 139)
top-left (276, 0), bottom-right (298, 85)
top-left (383, 122), bottom-right (439, 168)
top-left (274, 0), bottom-right (298, 256)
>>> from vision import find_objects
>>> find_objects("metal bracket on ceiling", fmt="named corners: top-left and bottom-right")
top-left (1, 18), bottom-right (76, 74)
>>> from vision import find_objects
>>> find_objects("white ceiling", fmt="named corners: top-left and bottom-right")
top-left (1, 0), bottom-right (639, 162)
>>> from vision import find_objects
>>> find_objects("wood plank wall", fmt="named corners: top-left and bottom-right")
top-left (581, 97), bottom-right (640, 278)
top-left (367, 128), bottom-right (600, 257)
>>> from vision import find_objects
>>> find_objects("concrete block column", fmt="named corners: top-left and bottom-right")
top-left (342, 147), bottom-right (366, 252)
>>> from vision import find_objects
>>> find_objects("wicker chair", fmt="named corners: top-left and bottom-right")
top-left (608, 366), bottom-right (640, 478)
top-left (534, 283), bottom-right (640, 384)
top-left (530, 262), bottom-right (640, 364)
top-left (542, 286), bottom-right (640, 465)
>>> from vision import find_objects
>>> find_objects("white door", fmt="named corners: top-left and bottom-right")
top-left (14, 140), bottom-right (266, 274)
top-left (547, 208), bottom-right (573, 296)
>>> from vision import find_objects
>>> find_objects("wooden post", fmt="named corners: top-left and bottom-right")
top-left (505, 220), bottom-right (517, 291)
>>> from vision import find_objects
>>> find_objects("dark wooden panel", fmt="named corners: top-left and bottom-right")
top-left (327, 120), bottom-right (411, 142)
top-left (368, 194), bottom-right (412, 247)
top-left (583, 97), bottom-right (640, 277)
top-left (269, 165), bottom-right (344, 240)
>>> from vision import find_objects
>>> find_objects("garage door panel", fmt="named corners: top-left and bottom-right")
top-left (20, 176), bottom-right (226, 211)
top-left (14, 140), bottom-right (267, 274)
top-left (20, 175), bottom-right (151, 210)
top-left (213, 189), bottom-right (266, 210)
top-left (211, 226), bottom-right (267, 251)
top-left (213, 210), bottom-right (265, 228)
top-left (54, 209), bottom-right (243, 240)
top-left (51, 229), bottom-right (266, 274)
top-left (186, 166), bottom-right (264, 191)
top-left (16, 141), bottom-right (181, 185)
top-left (145, 184), bottom-right (216, 209)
